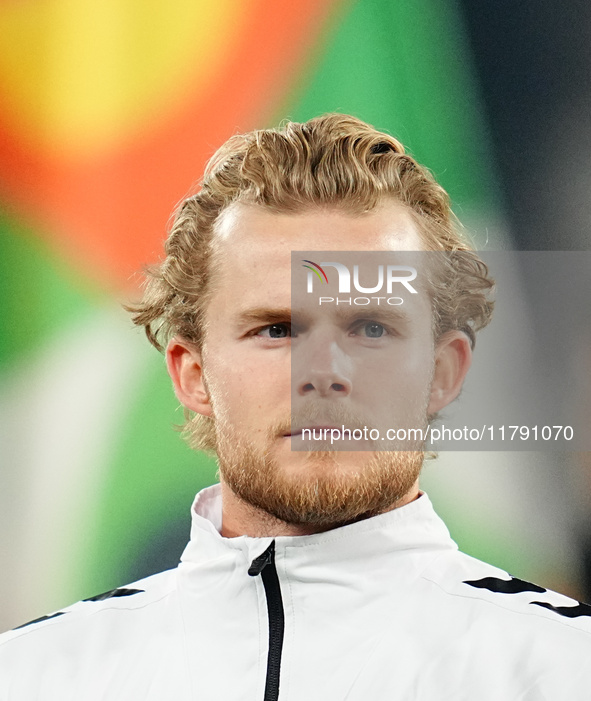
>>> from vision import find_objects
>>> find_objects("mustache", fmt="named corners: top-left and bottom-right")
top-left (270, 402), bottom-right (371, 438)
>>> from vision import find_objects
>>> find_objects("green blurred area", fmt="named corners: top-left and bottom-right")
top-left (79, 353), bottom-right (217, 598)
top-left (274, 0), bottom-right (501, 215)
top-left (0, 210), bottom-right (96, 370)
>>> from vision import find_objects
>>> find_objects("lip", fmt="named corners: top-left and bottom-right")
top-left (284, 426), bottom-right (342, 437)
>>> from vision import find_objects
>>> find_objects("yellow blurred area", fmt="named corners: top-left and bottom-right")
top-left (0, 0), bottom-right (245, 158)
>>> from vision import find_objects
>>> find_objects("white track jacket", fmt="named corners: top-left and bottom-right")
top-left (1, 484), bottom-right (591, 700)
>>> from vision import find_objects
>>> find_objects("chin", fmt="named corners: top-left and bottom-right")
top-left (219, 436), bottom-right (423, 529)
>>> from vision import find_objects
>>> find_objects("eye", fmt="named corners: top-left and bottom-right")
top-left (363, 322), bottom-right (386, 338)
top-left (257, 323), bottom-right (291, 339)
top-left (353, 321), bottom-right (388, 338)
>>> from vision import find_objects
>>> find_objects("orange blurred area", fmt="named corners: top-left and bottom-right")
top-left (0, 0), bottom-right (339, 289)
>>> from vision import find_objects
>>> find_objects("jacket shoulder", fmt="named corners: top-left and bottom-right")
top-left (0, 568), bottom-right (189, 699)
top-left (0, 567), bottom-right (178, 652)
top-left (421, 548), bottom-right (591, 638)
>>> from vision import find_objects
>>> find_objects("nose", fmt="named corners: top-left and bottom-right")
top-left (294, 330), bottom-right (353, 398)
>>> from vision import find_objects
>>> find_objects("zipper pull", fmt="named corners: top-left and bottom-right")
top-left (248, 541), bottom-right (275, 576)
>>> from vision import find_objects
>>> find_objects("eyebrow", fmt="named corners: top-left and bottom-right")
top-left (234, 307), bottom-right (292, 328)
top-left (233, 304), bottom-right (416, 330)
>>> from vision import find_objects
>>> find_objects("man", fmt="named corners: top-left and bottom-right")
top-left (1, 114), bottom-right (590, 699)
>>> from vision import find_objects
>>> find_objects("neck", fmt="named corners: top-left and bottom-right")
top-left (219, 479), bottom-right (421, 538)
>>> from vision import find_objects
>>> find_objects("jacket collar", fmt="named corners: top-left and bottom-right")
top-left (181, 483), bottom-right (457, 569)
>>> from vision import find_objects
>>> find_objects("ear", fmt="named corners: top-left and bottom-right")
top-left (427, 331), bottom-right (472, 414)
top-left (166, 337), bottom-right (212, 417)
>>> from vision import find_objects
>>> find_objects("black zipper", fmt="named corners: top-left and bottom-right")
top-left (249, 541), bottom-right (285, 701)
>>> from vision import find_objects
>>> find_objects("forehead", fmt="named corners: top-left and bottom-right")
top-left (205, 201), bottom-right (430, 327)
top-left (212, 200), bottom-right (425, 271)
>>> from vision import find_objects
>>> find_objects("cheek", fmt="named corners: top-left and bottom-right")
top-left (401, 346), bottom-right (435, 396)
top-left (355, 343), bottom-right (433, 407)
top-left (206, 354), bottom-right (291, 424)
top-left (359, 338), bottom-right (433, 378)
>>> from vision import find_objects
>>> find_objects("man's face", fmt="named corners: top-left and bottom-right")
top-left (195, 199), bottom-right (440, 528)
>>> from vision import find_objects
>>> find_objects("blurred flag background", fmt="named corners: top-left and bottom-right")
top-left (1, 0), bottom-right (590, 632)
